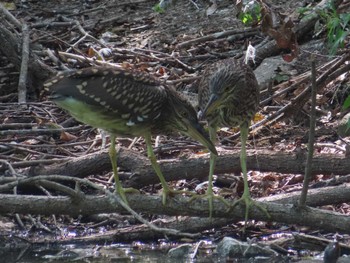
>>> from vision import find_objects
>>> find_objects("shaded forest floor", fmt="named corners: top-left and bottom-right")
top-left (0, 0), bottom-right (350, 262)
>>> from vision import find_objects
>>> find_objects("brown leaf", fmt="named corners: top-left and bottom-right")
top-left (282, 54), bottom-right (294, 62)
top-left (87, 47), bottom-right (95, 58)
top-left (158, 66), bottom-right (166, 75)
top-left (60, 131), bottom-right (77, 142)
top-left (260, 2), bottom-right (299, 62)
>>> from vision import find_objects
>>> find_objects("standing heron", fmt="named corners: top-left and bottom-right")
top-left (44, 66), bottom-right (217, 207)
top-left (198, 58), bottom-right (267, 221)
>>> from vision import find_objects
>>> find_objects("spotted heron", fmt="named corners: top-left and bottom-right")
top-left (198, 58), bottom-right (266, 221)
top-left (44, 66), bottom-right (217, 207)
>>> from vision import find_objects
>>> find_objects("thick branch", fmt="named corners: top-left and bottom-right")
top-left (28, 147), bottom-right (350, 188)
top-left (260, 183), bottom-right (350, 206)
top-left (0, 188), bottom-right (350, 234)
top-left (28, 147), bottom-right (149, 179)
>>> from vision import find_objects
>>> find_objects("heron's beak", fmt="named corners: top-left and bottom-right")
top-left (200, 94), bottom-right (219, 120)
top-left (185, 119), bottom-right (217, 156)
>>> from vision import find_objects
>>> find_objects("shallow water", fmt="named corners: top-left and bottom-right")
top-left (0, 242), bottom-right (290, 263)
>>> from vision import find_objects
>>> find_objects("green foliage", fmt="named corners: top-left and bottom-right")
top-left (297, 7), bottom-right (310, 17)
top-left (318, 1), bottom-right (350, 54)
top-left (346, 115), bottom-right (350, 132)
top-left (238, 1), bottom-right (261, 26)
top-left (153, 4), bottom-right (165, 13)
top-left (342, 95), bottom-right (350, 131)
top-left (297, 7), bottom-right (315, 21)
top-left (343, 95), bottom-right (350, 110)
top-left (274, 73), bottom-right (289, 83)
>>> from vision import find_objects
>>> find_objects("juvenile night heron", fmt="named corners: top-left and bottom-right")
top-left (198, 58), bottom-right (266, 221)
top-left (44, 66), bottom-right (217, 206)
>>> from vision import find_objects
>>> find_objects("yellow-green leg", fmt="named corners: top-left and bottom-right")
top-left (231, 124), bottom-right (270, 226)
top-left (145, 134), bottom-right (195, 205)
top-left (207, 126), bottom-right (231, 217)
top-left (109, 135), bottom-right (127, 203)
top-left (109, 135), bottom-right (139, 204)
top-left (207, 126), bottom-right (216, 217)
top-left (190, 126), bottom-right (230, 217)
top-left (145, 134), bottom-right (171, 205)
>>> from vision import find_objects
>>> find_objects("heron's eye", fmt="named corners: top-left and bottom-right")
top-left (224, 85), bottom-right (231, 92)
top-left (180, 110), bottom-right (189, 119)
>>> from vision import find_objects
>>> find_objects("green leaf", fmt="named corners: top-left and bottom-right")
top-left (327, 16), bottom-right (340, 37)
top-left (329, 30), bottom-right (348, 54)
top-left (238, 1), bottom-right (261, 26)
top-left (153, 4), bottom-right (164, 13)
top-left (297, 7), bottom-right (311, 17)
top-left (345, 118), bottom-right (350, 135)
top-left (274, 74), bottom-right (289, 83)
top-left (343, 95), bottom-right (350, 110)
top-left (340, 13), bottom-right (350, 28)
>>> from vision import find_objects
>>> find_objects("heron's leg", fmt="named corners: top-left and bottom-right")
top-left (109, 135), bottom-right (139, 205)
top-left (145, 134), bottom-right (170, 205)
top-left (109, 135), bottom-right (128, 204)
top-left (190, 125), bottom-right (230, 217)
top-left (145, 134), bottom-right (196, 205)
top-left (240, 124), bottom-right (253, 222)
top-left (207, 126), bottom-right (231, 217)
top-left (207, 126), bottom-right (217, 217)
top-left (231, 124), bottom-right (270, 228)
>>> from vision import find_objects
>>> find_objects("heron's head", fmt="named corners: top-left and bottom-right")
top-left (200, 65), bottom-right (242, 119)
top-left (166, 89), bottom-right (217, 155)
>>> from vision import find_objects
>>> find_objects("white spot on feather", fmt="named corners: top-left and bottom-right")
top-left (126, 120), bottom-right (135, 126)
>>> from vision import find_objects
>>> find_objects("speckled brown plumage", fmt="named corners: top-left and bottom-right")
top-left (44, 66), bottom-right (217, 206)
top-left (45, 67), bottom-right (212, 138)
top-left (198, 58), bottom-right (259, 129)
top-left (198, 58), bottom-right (266, 221)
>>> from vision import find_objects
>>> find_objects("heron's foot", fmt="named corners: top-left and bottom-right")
top-left (115, 186), bottom-right (140, 205)
top-left (123, 187), bottom-right (140, 194)
top-left (189, 192), bottom-right (230, 218)
top-left (231, 192), bottom-right (270, 228)
top-left (161, 187), bottom-right (195, 205)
